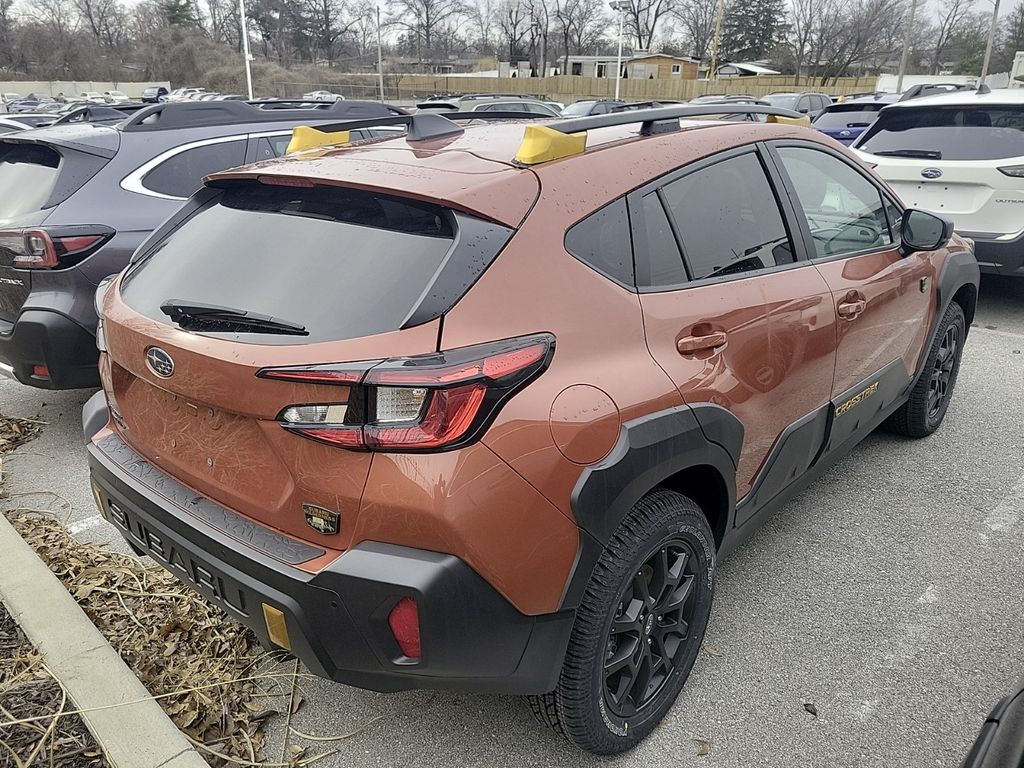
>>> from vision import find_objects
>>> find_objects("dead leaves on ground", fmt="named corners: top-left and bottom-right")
top-left (0, 416), bottom-right (44, 457)
top-left (5, 510), bottom-right (291, 767)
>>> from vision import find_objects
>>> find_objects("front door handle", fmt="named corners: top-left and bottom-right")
top-left (837, 299), bottom-right (866, 319)
top-left (677, 330), bottom-right (728, 354)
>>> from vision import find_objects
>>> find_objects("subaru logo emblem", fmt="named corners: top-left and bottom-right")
top-left (146, 347), bottom-right (174, 378)
top-left (921, 168), bottom-right (943, 179)
top-left (840, 130), bottom-right (851, 137)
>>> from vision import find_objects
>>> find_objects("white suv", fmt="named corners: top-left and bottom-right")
top-left (853, 87), bottom-right (1024, 277)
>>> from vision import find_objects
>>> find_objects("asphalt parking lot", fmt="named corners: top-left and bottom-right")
top-left (1, 275), bottom-right (1022, 768)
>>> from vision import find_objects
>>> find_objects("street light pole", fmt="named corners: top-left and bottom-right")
top-left (896, 0), bottom-right (919, 93)
top-left (239, 0), bottom-right (254, 100)
top-left (980, 0), bottom-right (1003, 85)
top-left (614, 4), bottom-right (625, 99)
top-left (376, 4), bottom-right (385, 102)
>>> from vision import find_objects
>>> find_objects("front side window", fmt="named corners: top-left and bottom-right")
top-left (776, 146), bottom-right (893, 258)
top-left (142, 139), bottom-right (247, 198)
top-left (659, 152), bottom-right (795, 281)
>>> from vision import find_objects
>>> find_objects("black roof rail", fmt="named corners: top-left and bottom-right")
top-left (552, 103), bottom-right (804, 136)
top-left (308, 109), bottom-right (546, 142)
top-left (121, 100), bottom-right (408, 132)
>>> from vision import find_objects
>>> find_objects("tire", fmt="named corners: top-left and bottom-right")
top-left (528, 489), bottom-right (715, 754)
top-left (886, 301), bottom-right (966, 438)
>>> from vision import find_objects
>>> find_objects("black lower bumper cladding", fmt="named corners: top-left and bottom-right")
top-left (0, 309), bottom-right (101, 389)
top-left (85, 428), bottom-right (572, 694)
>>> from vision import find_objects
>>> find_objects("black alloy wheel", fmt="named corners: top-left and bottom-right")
top-left (604, 538), bottom-right (698, 717)
top-left (927, 323), bottom-right (958, 419)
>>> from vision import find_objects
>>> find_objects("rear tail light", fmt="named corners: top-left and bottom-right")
top-left (997, 165), bottom-right (1024, 177)
top-left (0, 228), bottom-right (110, 269)
top-left (258, 333), bottom-right (554, 452)
top-left (388, 597), bottom-right (421, 660)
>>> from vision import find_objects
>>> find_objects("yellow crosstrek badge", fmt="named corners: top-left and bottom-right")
top-left (836, 381), bottom-right (879, 417)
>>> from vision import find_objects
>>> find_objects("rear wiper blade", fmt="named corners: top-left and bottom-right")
top-left (160, 300), bottom-right (308, 336)
top-left (871, 148), bottom-right (942, 159)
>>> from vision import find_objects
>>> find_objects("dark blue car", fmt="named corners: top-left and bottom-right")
top-left (811, 94), bottom-right (900, 145)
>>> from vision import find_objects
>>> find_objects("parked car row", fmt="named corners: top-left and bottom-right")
top-left (0, 91), bottom-right (1013, 759)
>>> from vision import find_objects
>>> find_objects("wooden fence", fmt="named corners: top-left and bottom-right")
top-left (275, 74), bottom-right (878, 104)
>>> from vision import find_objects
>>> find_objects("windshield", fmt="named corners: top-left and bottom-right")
top-left (813, 106), bottom-right (883, 128)
top-left (0, 144), bottom-right (61, 219)
top-left (857, 105), bottom-right (1024, 160)
top-left (763, 94), bottom-right (799, 109)
top-left (562, 101), bottom-right (596, 116)
top-left (121, 184), bottom-right (461, 344)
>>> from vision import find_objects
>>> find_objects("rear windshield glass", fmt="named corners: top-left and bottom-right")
top-left (857, 105), bottom-right (1024, 160)
top-left (561, 101), bottom-right (595, 116)
top-left (814, 106), bottom-right (883, 128)
top-left (119, 185), bottom-right (456, 344)
top-left (121, 184), bottom-right (457, 344)
top-left (0, 144), bottom-right (61, 219)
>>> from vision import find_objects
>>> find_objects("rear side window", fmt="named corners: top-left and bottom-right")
top-left (142, 139), bottom-right (247, 198)
top-left (121, 184), bottom-right (508, 344)
top-left (254, 136), bottom-right (290, 161)
top-left (857, 105), bottom-right (1024, 160)
top-left (660, 152), bottom-right (795, 281)
top-left (564, 198), bottom-right (634, 285)
top-left (0, 143), bottom-right (61, 218)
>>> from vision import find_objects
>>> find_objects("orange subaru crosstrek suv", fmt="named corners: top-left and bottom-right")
top-left (83, 106), bottom-right (979, 753)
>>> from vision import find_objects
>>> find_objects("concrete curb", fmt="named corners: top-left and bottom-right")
top-left (0, 512), bottom-right (207, 768)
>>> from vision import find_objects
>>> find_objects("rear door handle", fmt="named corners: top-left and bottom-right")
top-left (837, 299), bottom-right (866, 319)
top-left (677, 330), bottom-right (728, 354)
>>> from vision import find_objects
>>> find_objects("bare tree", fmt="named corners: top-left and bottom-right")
top-left (670, 0), bottom-right (715, 60)
top-left (496, 0), bottom-right (527, 61)
top-left (467, 0), bottom-right (497, 54)
top-left (930, 0), bottom-right (975, 73)
top-left (526, 0), bottom-right (550, 73)
top-left (624, 0), bottom-right (674, 50)
top-left (387, 0), bottom-right (467, 56)
top-left (553, 0), bottom-right (607, 70)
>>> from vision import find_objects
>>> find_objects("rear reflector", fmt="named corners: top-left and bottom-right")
top-left (262, 603), bottom-right (292, 651)
top-left (388, 597), bottom-right (421, 660)
top-left (31, 364), bottom-right (49, 379)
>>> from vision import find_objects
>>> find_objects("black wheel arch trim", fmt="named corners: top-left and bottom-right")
top-left (920, 247), bottom-right (979, 386)
top-left (562, 404), bottom-right (738, 610)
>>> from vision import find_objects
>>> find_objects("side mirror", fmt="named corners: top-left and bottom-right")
top-left (900, 208), bottom-right (954, 253)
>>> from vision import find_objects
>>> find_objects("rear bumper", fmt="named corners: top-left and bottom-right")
top-left (0, 309), bottom-right (100, 389)
top-left (85, 413), bottom-right (572, 694)
top-left (964, 232), bottom-right (1024, 277)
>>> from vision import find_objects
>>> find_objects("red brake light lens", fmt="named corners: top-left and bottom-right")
top-left (262, 334), bottom-right (554, 452)
top-left (0, 229), bottom-right (107, 269)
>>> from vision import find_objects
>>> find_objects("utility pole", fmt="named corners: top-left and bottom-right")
top-left (980, 0), bottom-right (1003, 85)
top-left (708, 0), bottom-right (726, 84)
top-left (239, 0), bottom-right (254, 100)
top-left (896, 0), bottom-right (919, 93)
top-left (376, 4), bottom-right (385, 102)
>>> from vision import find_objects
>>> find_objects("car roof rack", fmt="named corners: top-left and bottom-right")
top-left (281, 104), bottom-right (805, 164)
top-left (120, 100), bottom-right (408, 132)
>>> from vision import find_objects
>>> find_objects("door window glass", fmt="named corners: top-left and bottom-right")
top-left (638, 192), bottom-right (688, 287)
top-left (776, 146), bottom-right (893, 258)
top-left (659, 152), bottom-right (795, 281)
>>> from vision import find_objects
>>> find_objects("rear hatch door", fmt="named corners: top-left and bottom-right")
top-left (855, 102), bottom-right (1024, 236)
top-left (104, 176), bottom-right (529, 553)
top-left (0, 127), bottom-right (118, 323)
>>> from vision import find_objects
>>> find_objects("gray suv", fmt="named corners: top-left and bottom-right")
top-left (0, 99), bottom-right (405, 389)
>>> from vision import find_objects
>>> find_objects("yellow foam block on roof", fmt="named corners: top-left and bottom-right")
top-left (767, 114), bottom-right (811, 127)
top-left (515, 124), bottom-right (587, 165)
top-left (286, 125), bottom-right (351, 155)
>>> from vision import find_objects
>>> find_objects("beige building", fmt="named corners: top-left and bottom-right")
top-left (626, 55), bottom-right (700, 80)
